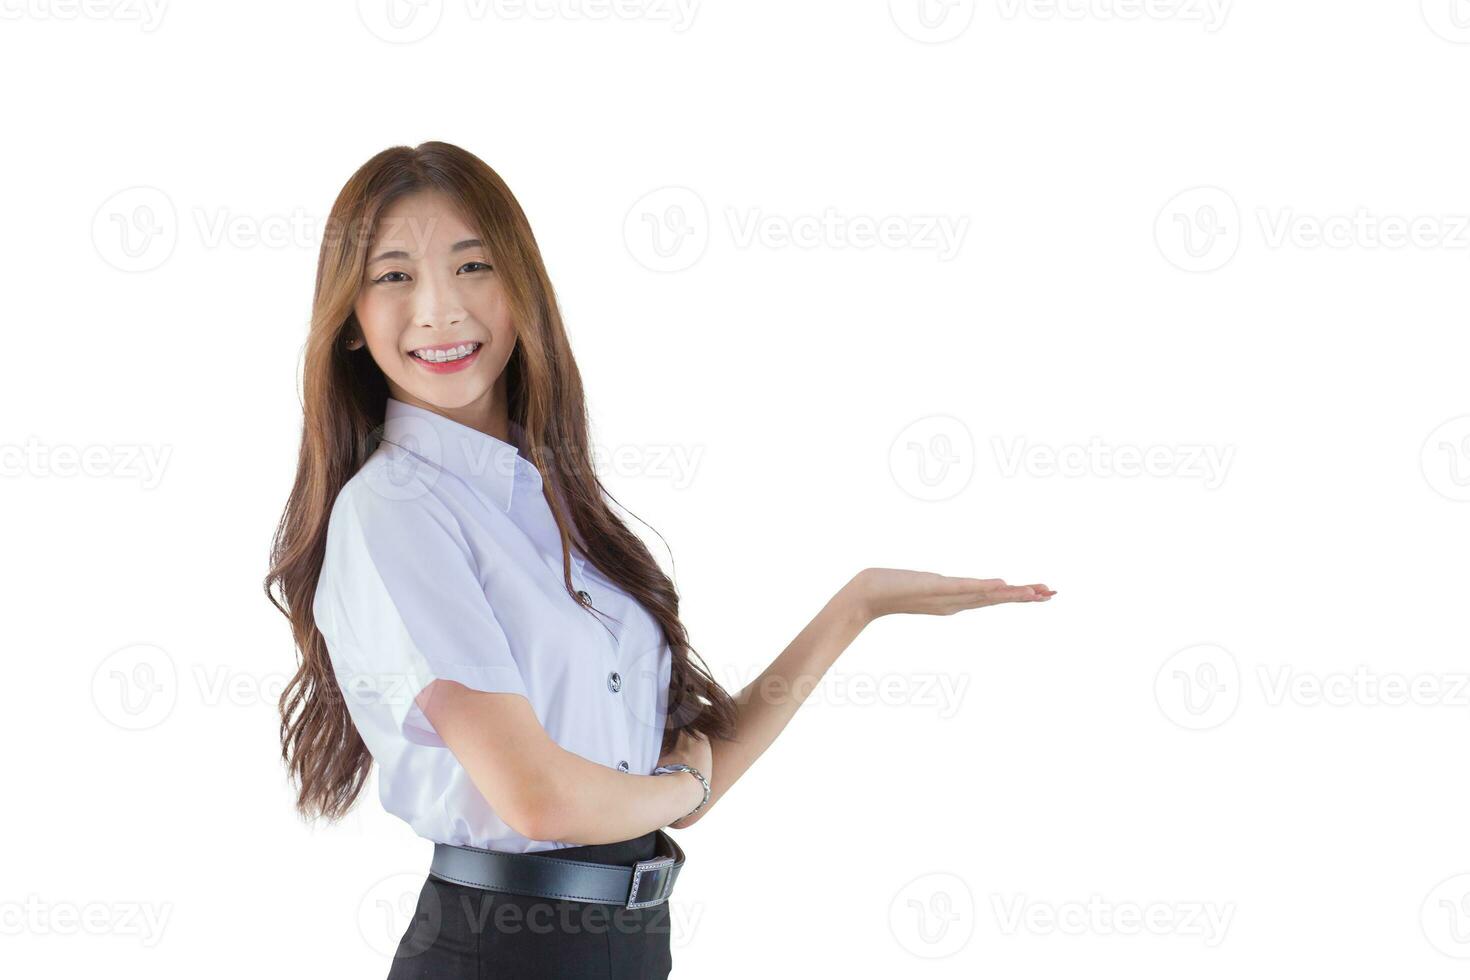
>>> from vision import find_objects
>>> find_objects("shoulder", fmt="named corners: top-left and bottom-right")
top-left (325, 450), bottom-right (468, 559)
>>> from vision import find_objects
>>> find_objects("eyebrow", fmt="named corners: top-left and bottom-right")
top-left (367, 238), bottom-right (485, 265)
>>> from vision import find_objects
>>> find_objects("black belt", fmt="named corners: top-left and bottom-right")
top-left (428, 829), bottom-right (685, 910)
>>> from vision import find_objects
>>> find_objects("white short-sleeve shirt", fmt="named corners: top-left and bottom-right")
top-left (312, 396), bottom-right (673, 853)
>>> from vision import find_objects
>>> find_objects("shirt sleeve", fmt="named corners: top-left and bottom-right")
top-left (312, 479), bottom-right (530, 748)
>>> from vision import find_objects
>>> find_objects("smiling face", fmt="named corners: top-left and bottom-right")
top-left (352, 189), bottom-right (517, 428)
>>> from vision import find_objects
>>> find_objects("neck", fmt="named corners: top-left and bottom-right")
top-left (388, 383), bottom-right (511, 446)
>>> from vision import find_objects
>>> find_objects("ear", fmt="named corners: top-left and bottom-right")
top-left (343, 314), bottom-right (365, 350)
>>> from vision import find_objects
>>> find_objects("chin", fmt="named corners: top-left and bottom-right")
top-left (396, 374), bottom-right (494, 411)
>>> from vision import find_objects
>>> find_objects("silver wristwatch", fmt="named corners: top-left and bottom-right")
top-left (652, 763), bottom-right (710, 819)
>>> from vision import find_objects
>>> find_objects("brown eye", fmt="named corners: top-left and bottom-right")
top-left (373, 271), bottom-right (410, 284)
top-left (459, 261), bottom-right (491, 273)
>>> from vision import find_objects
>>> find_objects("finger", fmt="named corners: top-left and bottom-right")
top-left (982, 584), bottom-right (1039, 603)
top-left (959, 578), bottom-right (1054, 605)
top-left (960, 580), bottom-right (1028, 603)
top-left (955, 577), bottom-right (1009, 594)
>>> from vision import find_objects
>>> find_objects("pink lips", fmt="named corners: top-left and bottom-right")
top-left (409, 341), bottom-right (483, 375)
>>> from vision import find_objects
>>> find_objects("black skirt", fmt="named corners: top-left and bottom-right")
top-left (385, 830), bottom-right (675, 979)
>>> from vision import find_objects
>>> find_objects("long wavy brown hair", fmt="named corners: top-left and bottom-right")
top-left (265, 141), bottom-right (738, 822)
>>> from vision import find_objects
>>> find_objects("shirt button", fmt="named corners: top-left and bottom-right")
top-left (617, 760), bottom-right (629, 772)
top-left (576, 589), bottom-right (592, 606)
top-left (607, 671), bottom-right (622, 693)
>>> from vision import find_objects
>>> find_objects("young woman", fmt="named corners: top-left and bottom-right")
top-left (266, 141), bottom-right (1055, 979)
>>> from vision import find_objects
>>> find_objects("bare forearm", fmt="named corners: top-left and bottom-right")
top-left (529, 749), bottom-right (704, 845)
top-left (687, 578), bottom-right (871, 825)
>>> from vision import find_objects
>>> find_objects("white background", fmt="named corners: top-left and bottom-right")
top-left (3, 1), bottom-right (1468, 976)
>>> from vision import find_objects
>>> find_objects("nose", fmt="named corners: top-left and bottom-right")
top-left (410, 266), bottom-right (468, 331)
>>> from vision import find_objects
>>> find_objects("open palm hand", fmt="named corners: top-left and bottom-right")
top-left (850, 567), bottom-right (1056, 619)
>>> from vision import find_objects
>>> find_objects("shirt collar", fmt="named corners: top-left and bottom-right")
top-left (380, 396), bottom-right (539, 512)
top-left (379, 398), bottom-right (587, 576)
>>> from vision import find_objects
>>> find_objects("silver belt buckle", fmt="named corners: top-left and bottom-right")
top-left (626, 854), bottom-right (675, 909)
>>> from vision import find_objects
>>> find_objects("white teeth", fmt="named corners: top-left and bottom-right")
top-left (412, 342), bottom-right (481, 363)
